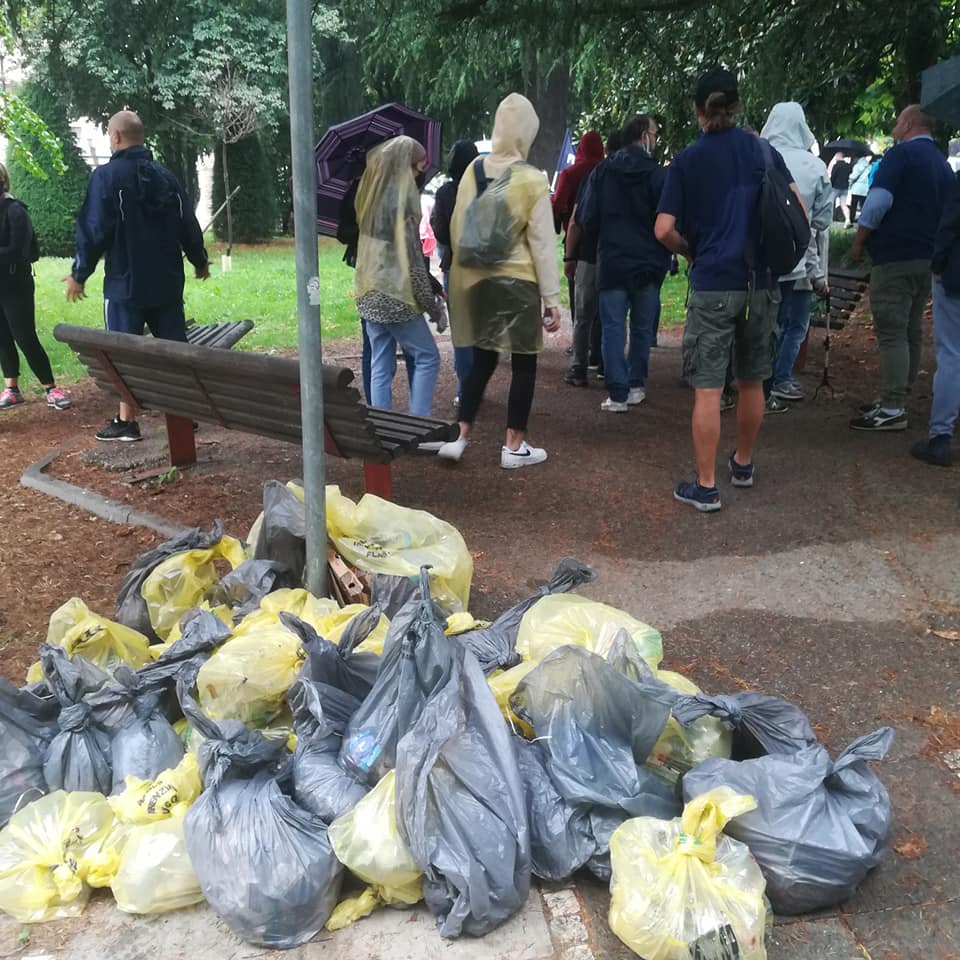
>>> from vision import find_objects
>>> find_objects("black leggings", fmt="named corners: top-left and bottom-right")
top-left (0, 272), bottom-right (53, 384)
top-left (458, 347), bottom-right (538, 432)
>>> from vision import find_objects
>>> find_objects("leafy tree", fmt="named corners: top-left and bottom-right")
top-left (6, 79), bottom-right (87, 256)
top-left (211, 134), bottom-right (278, 243)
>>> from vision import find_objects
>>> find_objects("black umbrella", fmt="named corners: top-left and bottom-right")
top-left (922, 55), bottom-right (960, 129)
top-left (821, 138), bottom-right (871, 163)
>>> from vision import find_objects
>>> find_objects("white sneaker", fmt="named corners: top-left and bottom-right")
top-left (417, 441), bottom-right (445, 452)
top-left (601, 397), bottom-right (628, 413)
top-left (437, 437), bottom-right (468, 461)
top-left (500, 440), bottom-right (547, 469)
top-left (626, 387), bottom-right (646, 405)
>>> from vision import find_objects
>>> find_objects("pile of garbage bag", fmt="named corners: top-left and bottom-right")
top-left (0, 482), bottom-right (895, 956)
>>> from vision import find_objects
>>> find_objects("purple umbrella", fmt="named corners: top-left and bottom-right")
top-left (315, 102), bottom-right (442, 237)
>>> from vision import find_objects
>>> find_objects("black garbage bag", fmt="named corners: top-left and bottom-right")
top-left (288, 677), bottom-right (368, 823)
top-left (684, 726), bottom-right (895, 914)
top-left (40, 645), bottom-right (113, 794)
top-left (137, 609), bottom-right (231, 685)
top-left (510, 645), bottom-right (680, 820)
top-left (369, 572), bottom-right (418, 619)
top-left (672, 690), bottom-right (819, 759)
top-left (181, 681), bottom-right (343, 948)
top-left (0, 678), bottom-right (59, 825)
top-left (115, 521), bottom-right (226, 641)
top-left (217, 559), bottom-right (295, 617)
top-left (86, 666), bottom-right (184, 793)
top-left (394, 571), bottom-right (530, 938)
top-left (514, 737), bottom-right (593, 881)
top-left (254, 482), bottom-right (306, 586)
top-left (285, 607), bottom-right (381, 702)
top-left (339, 583), bottom-right (449, 784)
top-left (453, 558), bottom-right (595, 674)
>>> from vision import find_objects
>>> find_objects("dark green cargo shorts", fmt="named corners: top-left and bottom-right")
top-left (682, 288), bottom-right (781, 389)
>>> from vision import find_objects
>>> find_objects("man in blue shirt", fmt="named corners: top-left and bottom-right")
top-left (64, 110), bottom-right (209, 442)
top-left (655, 68), bottom-right (801, 513)
top-left (850, 105), bottom-right (954, 432)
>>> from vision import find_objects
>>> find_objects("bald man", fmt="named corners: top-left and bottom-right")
top-left (850, 105), bottom-right (954, 432)
top-left (65, 110), bottom-right (209, 442)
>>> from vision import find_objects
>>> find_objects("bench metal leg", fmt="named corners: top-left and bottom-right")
top-left (363, 461), bottom-right (392, 500)
top-left (166, 414), bottom-right (197, 467)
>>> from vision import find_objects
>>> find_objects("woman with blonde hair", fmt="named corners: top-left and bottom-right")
top-left (354, 135), bottom-right (441, 417)
top-left (0, 161), bottom-right (70, 410)
top-left (438, 92), bottom-right (561, 468)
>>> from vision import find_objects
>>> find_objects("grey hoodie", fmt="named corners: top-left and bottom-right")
top-left (761, 102), bottom-right (833, 283)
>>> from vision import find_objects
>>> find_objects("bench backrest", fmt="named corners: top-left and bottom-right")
top-left (53, 324), bottom-right (393, 463)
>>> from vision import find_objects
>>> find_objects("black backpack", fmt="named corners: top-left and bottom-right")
top-left (756, 140), bottom-right (810, 276)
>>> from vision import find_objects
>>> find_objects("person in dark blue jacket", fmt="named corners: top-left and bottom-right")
top-left (64, 110), bottom-right (209, 442)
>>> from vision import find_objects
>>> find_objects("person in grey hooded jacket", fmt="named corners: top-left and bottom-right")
top-left (760, 102), bottom-right (833, 403)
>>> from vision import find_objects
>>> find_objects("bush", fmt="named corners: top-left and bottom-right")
top-left (6, 82), bottom-right (92, 257)
top-left (211, 134), bottom-right (278, 244)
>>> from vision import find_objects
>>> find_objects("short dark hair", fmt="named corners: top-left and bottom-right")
top-left (605, 128), bottom-right (624, 155)
top-left (621, 114), bottom-right (651, 145)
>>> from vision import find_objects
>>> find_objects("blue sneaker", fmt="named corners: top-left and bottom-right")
top-left (728, 453), bottom-right (754, 487)
top-left (674, 479), bottom-right (721, 513)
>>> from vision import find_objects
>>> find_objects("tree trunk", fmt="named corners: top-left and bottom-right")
top-left (525, 55), bottom-right (570, 175)
top-left (222, 139), bottom-right (233, 257)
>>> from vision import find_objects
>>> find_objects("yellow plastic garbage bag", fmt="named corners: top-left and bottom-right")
top-left (609, 787), bottom-right (767, 960)
top-left (326, 886), bottom-right (383, 932)
top-left (141, 534), bottom-right (246, 641)
top-left (328, 770), bottom-right (422, 928)
top-left (0, 791), bottom-right (115, 922)
top-left (112, 816), bottom-right (204, 915)
top-left (487, 660), bottom-right (538, 738)
top-left (646, 670), bottom-right (733, 783)
top-left (26, 598), bottom-right (152, 683)
top-left (326, 485), bottom-right (472, 612)
top-left (109, 753), bottom-right (203, 825)
top-left (516, 594), bottom-right (663, 669)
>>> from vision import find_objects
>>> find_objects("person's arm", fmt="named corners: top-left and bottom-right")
top-left (932, 174), bottom-right (960, 278)
top-left (407, 221), bottom-right (440, 321)
top-left (178, 183), bottom-right (210, 279)
top-left (654, 212), bottom-right (689, 257)
top-left (430, 185), bottom-right (453, 247)
top-left (527, 191), bottom-right (562, 327)
top-left (564, 204), bottom-right (580, 280)
top-left (654, 163), bottom-right (689, 257)
top-left (64, 168), bottom-right (112, 300)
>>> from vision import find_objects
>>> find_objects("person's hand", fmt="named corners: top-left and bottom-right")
top-left (850, 237), bottom-right (864, 262)
top-left (812, 278), bottom-right (829, 299)
top-left (543, 306), bottom-right (561, 333)
top-left (563, 259), bottom-right (577, 281)
top-left (195, 262), bottom-right (210, 280)
top-left (62, 276), bottom-right (85, 302)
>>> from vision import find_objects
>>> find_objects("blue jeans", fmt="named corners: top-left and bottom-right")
top-left (599, 283), bottom-right (660, 402)
top-left (772, 281), bottom-right (813, 385)
top-left (930, 280), bottom-right (960, 438)
top-left (366, 317), bottom-right (440, 417)
top-left (362, 319), bottom-right (413, 403)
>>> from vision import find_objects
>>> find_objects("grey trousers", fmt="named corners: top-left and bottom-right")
top-left (569, 260), bottom-right (597, 377)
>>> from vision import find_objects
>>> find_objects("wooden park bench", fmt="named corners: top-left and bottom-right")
top-left (183, 318), bottom-right (254, 349)
top-left (53, 324), bottom-right (459, 501)
top-left (811, 268), bottom-right (870, 330)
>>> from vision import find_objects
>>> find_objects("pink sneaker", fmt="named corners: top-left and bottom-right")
top-left (46, 386), bottom-right (71, 410)
top-left (0, 387), bottom-right (24, 409)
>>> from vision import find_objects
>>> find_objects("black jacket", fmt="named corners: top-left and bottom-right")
top-left (580, 145), bottom-right (670, 291)
top-left (431, 140), bottom-right (479, 272)
top-left (932, 171), bottom-right (960, 295)
top-left (0, 198), bottom-right (39, 271)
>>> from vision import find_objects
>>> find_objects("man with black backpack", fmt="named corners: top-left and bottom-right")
top-left (64, 110), bottom-right (209, 442)
top-left (655, 68), bottom-right (805, 512)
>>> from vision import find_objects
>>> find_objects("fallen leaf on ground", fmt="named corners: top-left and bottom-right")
top-left (932, 629), bottom-right (960, 642)
top-left (893, 833), bottom-right (928, 860)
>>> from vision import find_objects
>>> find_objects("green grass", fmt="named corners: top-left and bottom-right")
top-left (30, 235), bottom-right (690, 388)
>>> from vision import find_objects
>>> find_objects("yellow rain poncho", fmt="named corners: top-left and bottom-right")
top-left (449, 92), bottom-right (561, 354)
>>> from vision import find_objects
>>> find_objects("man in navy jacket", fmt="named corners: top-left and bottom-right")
top-left (65, 110), bottom-right (209, 442)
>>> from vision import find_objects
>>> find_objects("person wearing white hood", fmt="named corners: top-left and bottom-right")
top-left (760, 102), bottom-right (833, 404)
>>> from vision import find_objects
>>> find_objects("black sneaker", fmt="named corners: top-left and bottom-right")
top-left (728, 453), bottom-right (754, 487)
top-left (720, 390), bottom-right (736, 412)
top-left (849, 409), bottom-right (907, 432)
top-left (765, 396), bottom-right (789, 415)
top-left (96, 417), bottom-right (142, 442)
top-left (911, 434), bottom-right (952, 466)
top-left (674, 479), bottom-right (721, 513)
top-left (564, 370), bottom-right (587, 387)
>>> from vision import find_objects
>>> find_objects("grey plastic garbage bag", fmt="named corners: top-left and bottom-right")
top-left (181, 683), bottom-right (343, 948)
top-left (217, 559), bottom-right (294, 617)
top-left (340, 585), bottom-right (448, 784)
top-left (394, 571), bottom-right (530, 938)
top-left (369, 572), bottom-right (418, 619)
top-left (40, 645), bottom-right (112, 794)
top-left (138, 609), bottom-right (231, 686)
top-left (454, 558), bottom-right (595, 674)
top-left (254, 481), bottom-right (306, 585)
top-left (510, 645), bottom-right (680, 819)
top-left (115, 522), bottom-right (226, 641)
top-left (683, 726), bottom-right (895, 915)
top-left (0, 678), bottom-right (59, 825)
top-left (288, 677), bottom-right (368, 823)
top-left (673, 690), bottom-right (819, 759)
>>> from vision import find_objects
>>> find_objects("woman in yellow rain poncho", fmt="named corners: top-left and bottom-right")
top-left (437, 93), bottom-right (561, 469)
top-left (355, 136), bottom-right (442, 417)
